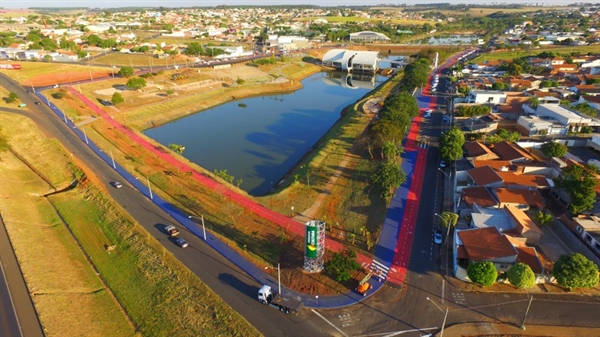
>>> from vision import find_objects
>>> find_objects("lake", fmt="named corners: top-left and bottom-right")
top-left (145, 71), bottom-right (385, 195)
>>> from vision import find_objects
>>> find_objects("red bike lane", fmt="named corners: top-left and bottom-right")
top-left (66, 86), bottom-right (374, 268)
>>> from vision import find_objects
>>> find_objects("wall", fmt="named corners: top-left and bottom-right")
top-left (553, 218), bottom-right (600, 266)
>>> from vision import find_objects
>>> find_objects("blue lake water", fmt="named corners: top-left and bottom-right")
top-left (145, 71), bottom-right (385, 195)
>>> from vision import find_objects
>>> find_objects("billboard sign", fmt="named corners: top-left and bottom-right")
top-left (0, 64), bottom-right (22, 70)
top-left (305, 225), bottom-right (318, 258)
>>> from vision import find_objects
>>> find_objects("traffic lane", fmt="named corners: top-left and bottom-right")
top-left (173, 237), bottom-right (323, 336)
top-left (1, 74), bottom-right (319, 336)
top-left (0, 262), bottom-right (21, 337)
top-left (0, 218), bottom-right (44, 337)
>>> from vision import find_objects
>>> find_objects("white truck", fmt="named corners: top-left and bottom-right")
top-left (258, 285), bottom-right (302, 315)
top-left (164, 225), bottom-right (180, 237)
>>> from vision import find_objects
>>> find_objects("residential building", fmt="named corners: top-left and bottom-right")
top-left (465, 90), bottom-right (507, 104)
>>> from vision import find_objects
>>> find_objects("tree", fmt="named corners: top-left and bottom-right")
top-left (118, 66), bottom-right (135, 78)
top-left (439, 212), bottom-right (458, 229)
top-left (486, 129), bottom-right (520, 144)
top-left (6, 92), bottom-right (18, 103)
top-left (168, 143), bottom-right (185, 155)
top-left (555, 164), bottom-right (598, 215)
top-left (540, 142), bottom-right (567, 158)
top-left (371, 161), bottom-right (406, 200)
top-left (439, 128), bottom-right (465, 163)
top-left (536, 211), bottom-right (553, 226)
top-left (553, 253), bottom-right (599, 290)
top-left (126, 77), bottom-right (147, 90)
top-left (506, 62), bottom-right (522, 76)
top-left (508, 263), bottom-right (536, 289)
top-left (111, 92), bottom-right (124, 105)
top-left (184, 42), bottom-right (204, 56)
top-left (467, 261), bottom-right (497, 287)
top-left (325, 248), bottom-right (361, 282)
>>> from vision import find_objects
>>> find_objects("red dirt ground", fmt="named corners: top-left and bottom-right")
top-left (25, 72), bottom-right (112, 86)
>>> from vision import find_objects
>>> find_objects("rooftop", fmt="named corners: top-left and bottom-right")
top-left (457, 227), bottom-right (518, 261)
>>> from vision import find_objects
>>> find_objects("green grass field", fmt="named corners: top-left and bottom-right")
top-left (294, 16), bottom-right (426, 25)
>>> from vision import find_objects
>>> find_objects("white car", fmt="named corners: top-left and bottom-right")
top-left (424, 112), bottom-right (432, 118)
top-left (434, 231), bottom-right (443, 245)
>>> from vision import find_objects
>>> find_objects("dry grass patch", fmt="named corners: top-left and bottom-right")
top-left (93, 53), bottom-right (190, 67)
top-left (1, 62), bottom-right (111, 86)
top-left (0, 152), bottom-right (134, 337)
top-left (0, 113), bottom-right (74, 188)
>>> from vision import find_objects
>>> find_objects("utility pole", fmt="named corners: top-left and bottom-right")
top-left (521, 295), bottom-right (534, 330)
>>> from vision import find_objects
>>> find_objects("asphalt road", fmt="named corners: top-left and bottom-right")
top-left (1, 74), bottom-right (324, 337)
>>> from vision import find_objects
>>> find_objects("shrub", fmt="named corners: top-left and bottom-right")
top-left (508, 263), bottom-right (536, 288)
top-left (467, 261), bottom-right (497, 287)
top-left (553, 253), bottom-right (599, 290)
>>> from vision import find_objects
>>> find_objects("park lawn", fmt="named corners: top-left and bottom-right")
top-left (0, 115), bottom-right (136, 337)
top-left (93, 53), bottom-right (192, 67)
top-left (472, 45), bottom-right (600, 63)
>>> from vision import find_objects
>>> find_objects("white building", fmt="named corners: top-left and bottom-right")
top-left (465, 90), bottom-right (507, 104)
top-left (534, 104), bottom-right (599, 128)
top-left (516, 114), bottom-right (568, 136)
top-left (322, 49), bottom-right (379, 73)
top-left (349, 31), bottom-right (391, 43)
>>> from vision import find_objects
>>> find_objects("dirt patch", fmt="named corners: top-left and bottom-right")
top-left (26, 71), bottom-right (112, 86)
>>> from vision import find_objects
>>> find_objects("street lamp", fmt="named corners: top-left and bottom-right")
top-left (426, 297), bottom-right (449, 337)
top-left (188, 215), bottom-right (206, 240)
top-left (438, 168), bottom-right (451, 180)
top-left (264, 263), bottom-right (281, 294)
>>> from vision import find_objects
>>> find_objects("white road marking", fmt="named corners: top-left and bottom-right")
top-left (311, 309), bottom-right (349, 337)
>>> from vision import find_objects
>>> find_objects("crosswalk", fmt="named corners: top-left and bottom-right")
top-left (370, 259), bottom-right (390, 281)
top-left (416, 141), bottom-right (429, 149)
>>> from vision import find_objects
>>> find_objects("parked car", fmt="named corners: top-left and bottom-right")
top-left (111, 181), bottom-right (123, 188)
top-left (424, 112), bottom-right (432, 118)
top-left (434, 231), bottom-right (443, 245)
top-left (175, 238), bottom-right (188, 248)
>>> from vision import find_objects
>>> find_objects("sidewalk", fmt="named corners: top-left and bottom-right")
top-left (441, 322), bottom-right (600, 337)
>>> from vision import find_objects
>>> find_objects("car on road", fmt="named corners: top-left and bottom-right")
top-left (424, 112), bottom-right (431, 118)
top-left (35, 101), bottom-right (41, 105)
top-left (439, 160), bottom-right (446, 168)
top-left (111, 181), bottom-right (123, 188)
top-left (434, 231), bottom-right (443, 245)
top-left (175, 238), bottom-right (188, 248)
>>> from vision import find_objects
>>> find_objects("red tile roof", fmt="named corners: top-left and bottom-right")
top-left (464, 142), bottom-right (497, 158)
top-left (515, 246), bottom-right (544, 274)
top-left (471, 160), bottom-right (516, 171)
top-left (495, 188), bottom-right (546, 208)
top-left (462, 186), bottom-right (499, 208)
top-left (496, 172), bottom-right (551, 188)
top-left (491, 141), bottom-right (533, 162)
top-left (467, 166), bottom-right (504, 186)
top-left (458, 227), bottom-right (518, 261)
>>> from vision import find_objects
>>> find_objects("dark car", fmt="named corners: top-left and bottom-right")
top-left (175, 238), bottom-right (188, 248)
top-left (35, 101), bottom-right (41, 105)
top-left (111, 181), bottom-right (123, 188)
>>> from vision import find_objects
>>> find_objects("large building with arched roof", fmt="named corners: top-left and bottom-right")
top-left (321, 49), bottom-right (379, 73)
top-left (349, 31), bottom-right (391, 43)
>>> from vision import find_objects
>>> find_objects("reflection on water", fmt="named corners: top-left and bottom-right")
top-left (145, 71), bottom-right (384, 196)
top-left (322, 72), bottom-right (378, 89)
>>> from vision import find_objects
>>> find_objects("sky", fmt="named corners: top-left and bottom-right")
top-left (1, 0), bottom-right (578, 9)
